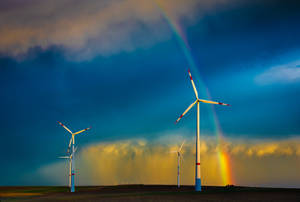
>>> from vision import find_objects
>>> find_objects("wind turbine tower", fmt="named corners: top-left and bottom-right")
top-left (59, 146), bottom-right (77, 188)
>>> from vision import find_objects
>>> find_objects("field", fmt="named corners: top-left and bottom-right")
top-left (1, 185), bottom-right (300, 202)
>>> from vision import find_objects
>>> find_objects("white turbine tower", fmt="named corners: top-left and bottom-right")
top-left (175, 69), bottom-right (230, 191)
top-left (171, 140), bottom-right (185, 188)
top-left (59, 155), bottom-right (72, 188)
top-left (58, 121), bottom-right (90, 193)
top-left (59, 147), bottom-right (77, 188)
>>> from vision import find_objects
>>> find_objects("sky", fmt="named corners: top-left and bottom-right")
top-left (0, 0), bottom-right (300, 187)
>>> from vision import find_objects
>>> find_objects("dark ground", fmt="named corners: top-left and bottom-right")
top-left (1, 185), bottom-right (300, 202)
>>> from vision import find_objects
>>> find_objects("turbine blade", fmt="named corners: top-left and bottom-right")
top-left (198, 99), bottom-right (230, 106)
top-left (175, 100), bottom-right (197, 124)
top-left (73, 127), bottom-right (91, 136)
top-left (188, 69), bottom-right (198, 99)
top-left (67, 137), bottom-right (72, 153)
top-left (178, 140), bottom-right (185, 152)
top-left (57, 121), bottom-right (73, 134)
top-left (58, 156), bottom-right (69, 159)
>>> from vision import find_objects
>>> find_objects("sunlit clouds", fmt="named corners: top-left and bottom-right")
top-left (34, 136), bottom-right (300, 188)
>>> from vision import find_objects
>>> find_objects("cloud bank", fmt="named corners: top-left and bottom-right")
top-left (0, 0), bottom-right (229, 60)
top-left (32, 136), bottom-right (300, 188)
top-left (255, 63), bottom-right (300, 85)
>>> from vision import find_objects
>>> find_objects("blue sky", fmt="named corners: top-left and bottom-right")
top-left (0, 0), bottom-right (300, 186)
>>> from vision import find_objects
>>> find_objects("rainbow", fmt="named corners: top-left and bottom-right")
top-left (154, 0), bottom-right (234, 186)
top-left (210, 105), bottom-right (235, 185)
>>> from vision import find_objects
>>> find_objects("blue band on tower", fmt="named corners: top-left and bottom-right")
top-left (195, 178), bottom-right (201, 191)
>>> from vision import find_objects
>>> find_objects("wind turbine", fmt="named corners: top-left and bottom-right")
top-left (58, 121), bottom-right (90, 193)
top-left (175, 69), bottom-right (230, 191)
top-left (171, 140), bottom-right (185, 188)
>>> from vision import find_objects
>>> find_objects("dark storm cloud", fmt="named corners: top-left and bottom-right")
top-left (0, 0), bottom-right (217, 60)
top-left (184, 0), bottom-right (300, 76)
